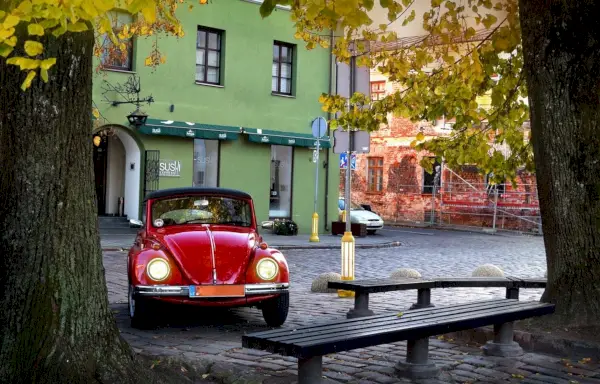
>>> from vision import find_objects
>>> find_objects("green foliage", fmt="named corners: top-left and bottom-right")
top-left (266, 0), bottom-right (532, 183)
top-left (272, 219), bottom-right (299, 236)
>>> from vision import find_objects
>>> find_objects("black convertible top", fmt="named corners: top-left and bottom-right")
top-left (144, 187), bottom-right (252, 201)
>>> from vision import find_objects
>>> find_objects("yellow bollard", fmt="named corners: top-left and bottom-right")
top-left (338, 231), bottom-right (356, 298)
top-left (309, 212), bottom-right (319, 242)
top-left (341, 210), bottom-right (347, 223)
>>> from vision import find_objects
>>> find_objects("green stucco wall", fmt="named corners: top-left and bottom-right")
top-left (92, 0), bottom-right (340, 234)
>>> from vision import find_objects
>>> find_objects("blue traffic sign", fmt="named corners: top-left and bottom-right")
top-left (339, 153), bottom-right (356, 170)
top-left (311, 117), bottom-right (327, 138)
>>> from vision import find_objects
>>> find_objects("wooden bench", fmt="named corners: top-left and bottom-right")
top-left (328, 276), bottom-right (547, 319)
top-left (242, 298), bottom-right (555, 383)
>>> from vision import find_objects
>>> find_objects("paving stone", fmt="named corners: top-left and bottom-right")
top-left (101, 231), bottom-right (576, 384)
top-left (473, 366), bottom-right (513, 380)
top-left (460, 355), bottom-right (498, 368)
top-left (325, 364), bottom-right (363, 375)
top-left (323, 369), bottom-right (354, 382)
top-left (354, 371), bottom-right (398, 384)
top-left (363, 365), bottom-right (396, 376)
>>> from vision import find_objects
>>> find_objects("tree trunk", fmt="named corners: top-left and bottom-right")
top-left (519, 0), bottom-right (600, 327)
top-left (0, 28), bottom-right (147, 383)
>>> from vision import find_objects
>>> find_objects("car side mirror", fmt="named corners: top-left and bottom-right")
top-left (129, 219), bottom-right (143, 228)
top-left (261, 220), bottom-right (274, 230)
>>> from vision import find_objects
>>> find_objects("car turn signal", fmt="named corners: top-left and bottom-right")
top-left (259, 242), bottom-right (268, 250)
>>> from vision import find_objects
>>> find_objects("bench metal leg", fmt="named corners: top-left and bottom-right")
top-left (347, 292), bottom-right (375, 318)
top-left (395, 338), bottom-right (440, 379)
top-left (482, 322), bottom-right (524, 357)
top-left (409, 288), bottom-right (435, 310)
top-left (506, 287), bottom-right (520, 299)
top-left (298, 356), bottom-right (322, 384)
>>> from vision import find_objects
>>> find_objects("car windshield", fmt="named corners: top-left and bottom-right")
top-left (151, 196), bottom-right (252, 227)
top-left (339, 199), bottom-right (365, 211)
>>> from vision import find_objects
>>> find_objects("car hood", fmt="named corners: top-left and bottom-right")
top-left (350, 210), bottom-right (382, 222)
top-left (157, 226), bottom-right (256, 285)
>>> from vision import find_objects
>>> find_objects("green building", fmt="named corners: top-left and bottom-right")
top-left (92, 0), bottom-right (340, 234)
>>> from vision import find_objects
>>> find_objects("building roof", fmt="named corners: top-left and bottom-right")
top-left (144, 187), bottom-right (252, 201)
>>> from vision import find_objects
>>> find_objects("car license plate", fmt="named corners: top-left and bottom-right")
top-left (189, 285), bottom-right (245, 298)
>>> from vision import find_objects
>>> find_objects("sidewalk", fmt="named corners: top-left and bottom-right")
top-left (100, 231), bottom-right (401, 251)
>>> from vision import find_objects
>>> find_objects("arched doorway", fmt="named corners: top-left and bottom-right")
top-left (92, 125), bottom-right (143, 220)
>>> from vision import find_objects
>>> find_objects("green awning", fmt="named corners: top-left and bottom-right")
top-left (139, 118), bottom-right (240, 140)
top-left (243, 128), bottom-right (331, 148)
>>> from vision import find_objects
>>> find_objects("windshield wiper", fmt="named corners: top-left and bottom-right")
top-left (215, 221), bottom-right (251, 226)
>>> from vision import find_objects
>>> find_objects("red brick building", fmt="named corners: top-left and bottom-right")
top-left (339, 101), bottom-right (541, 233)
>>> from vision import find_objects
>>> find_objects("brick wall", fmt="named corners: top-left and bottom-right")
top-left (339, 117), bottom-right (541, 232)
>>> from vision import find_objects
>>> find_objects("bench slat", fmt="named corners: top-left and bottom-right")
top-left (242, 300), bottom-right (554, 358)
top-left (291, 303), bottom-right (544, 346)
top-left (327, 276), bottom-right (548, 292)
top-left (246, 298), bottom-right (516, 339)
top-left (263, 300), bottom-right (529, 343)
top-left (328, 278), bottom-right (434, 293)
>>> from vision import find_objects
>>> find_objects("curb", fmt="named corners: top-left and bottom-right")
top-left (444, 326), bottom-right (600, 359)
top-left (269, 241), bottom-right (402, 250)
top-left (101, 241), bottom-right (402, 252)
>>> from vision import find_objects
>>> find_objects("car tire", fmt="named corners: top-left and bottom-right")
top-left (261, 292), bottom-right (289, 327)
top-left (129, 285), bottom-right (156, 330)
top-left (367, 230), bottom-right (377, 235)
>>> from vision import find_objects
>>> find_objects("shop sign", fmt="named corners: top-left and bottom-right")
top-left (159, 159), bottom-right (181, 177)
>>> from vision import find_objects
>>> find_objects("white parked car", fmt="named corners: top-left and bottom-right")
top-left (338, 198), bottom-right (384, 235)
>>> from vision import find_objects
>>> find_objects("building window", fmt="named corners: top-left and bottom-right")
top-left (269, 145), bottom-right (293, 218)
top-left (370, 81), bottom-right (385, 101)
top-left (193, 139), bottom-right (219, 187)
top-left (422, 157), bottom-right (441, 194)
top-left (196, 26), bottom-right (223, 85)
top-left (367, 157), bottom-right (384, 192)
top-left (272, 41), bottom-right (294, 95)
top-left (100, 12), bottom-right (134, 71)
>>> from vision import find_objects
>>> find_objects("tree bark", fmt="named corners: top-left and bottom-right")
top-left (519, 0), bottom-right (600, 327)
top-left (0, 28), bottom-right (147, 383)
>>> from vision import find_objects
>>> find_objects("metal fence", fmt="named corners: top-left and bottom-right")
top-left (383, 179), bottom-right (542, 235)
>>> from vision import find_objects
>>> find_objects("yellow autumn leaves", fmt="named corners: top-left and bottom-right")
top-left (0, 0), bottom-right (186, 90)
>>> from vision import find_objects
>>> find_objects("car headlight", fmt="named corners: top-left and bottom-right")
top-left (147, 258), bottom-right (170, 281)
top-left (256, 258), bottom-right (278, 281)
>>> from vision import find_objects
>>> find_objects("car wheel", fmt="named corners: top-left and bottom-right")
top-left (261, 292), bottom-right (289, 327)
top-left (367, 230), bottom-right (377, 235)
top-left (129, 285), bottom-right (156, 330)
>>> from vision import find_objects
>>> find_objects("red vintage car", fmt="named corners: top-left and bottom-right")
top-left (127, 187), bottom-right (290, 329)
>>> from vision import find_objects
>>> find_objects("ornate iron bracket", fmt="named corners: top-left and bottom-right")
top-left (101, 74), bottom-right (154, 108)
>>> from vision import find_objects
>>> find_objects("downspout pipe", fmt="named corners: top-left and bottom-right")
top-left (324, 28), bottom-right (335, 232)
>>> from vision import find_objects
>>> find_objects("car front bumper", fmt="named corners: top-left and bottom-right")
top-left (134, 283), bottom-right (290, 297)
top-left (361, 221), bottom-right (384, 229)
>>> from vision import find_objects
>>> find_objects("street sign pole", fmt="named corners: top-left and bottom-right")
top-left (313, 139), bottom-right (320, 214)
top-left (310, 117), bottom-right (327, 243)
top-left (310, 138), bottom-right (320, 242)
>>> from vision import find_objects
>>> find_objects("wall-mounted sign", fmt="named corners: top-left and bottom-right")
top-left (159, 159), bottom-right (181, 177)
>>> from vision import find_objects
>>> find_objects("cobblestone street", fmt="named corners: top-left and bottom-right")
top-left (105, 229), bottom-right (600, 383)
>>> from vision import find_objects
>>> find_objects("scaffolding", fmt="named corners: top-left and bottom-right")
top-left (384, 164), bottom-right (542, 234)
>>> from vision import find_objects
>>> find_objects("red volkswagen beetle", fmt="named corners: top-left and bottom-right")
top-left (127, 187), bottom-right (290, 329)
